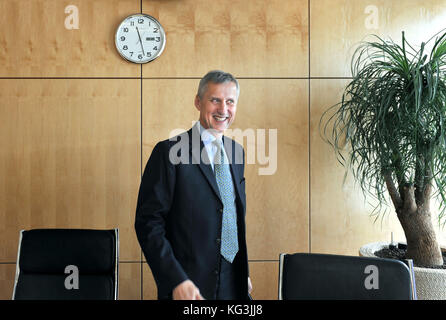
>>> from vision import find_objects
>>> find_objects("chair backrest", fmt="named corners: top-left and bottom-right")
top-left (278, 252), bottom-right (415, 300)
top-left (12, 228), bottom-right (119, 300)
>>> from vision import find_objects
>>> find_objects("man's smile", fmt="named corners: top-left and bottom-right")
top-left (213, 114), bottom-right (230, 122)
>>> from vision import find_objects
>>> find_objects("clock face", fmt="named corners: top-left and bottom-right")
top-left (115, 14), bottom-right (166, 64)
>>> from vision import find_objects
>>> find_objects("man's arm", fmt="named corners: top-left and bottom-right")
top-left (134, 141), bottom-right (189, 297)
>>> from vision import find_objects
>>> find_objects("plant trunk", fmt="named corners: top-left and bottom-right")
top-left (397, 206), bottom-right (443, 267)
top-left (385, 175), bottom-right (443, 267)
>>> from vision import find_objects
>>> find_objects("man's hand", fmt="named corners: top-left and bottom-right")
top-left (173, 280), bottom-right (204, 300)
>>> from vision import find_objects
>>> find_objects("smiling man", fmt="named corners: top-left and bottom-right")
top-left (135, 70), bottom-right (252, 300)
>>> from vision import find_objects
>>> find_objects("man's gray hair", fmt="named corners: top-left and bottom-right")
top-left (197, 70), bottom-right (240, 99)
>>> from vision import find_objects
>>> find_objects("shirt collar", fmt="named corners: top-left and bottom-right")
top-left (197, 121), bottom-right (223, 146)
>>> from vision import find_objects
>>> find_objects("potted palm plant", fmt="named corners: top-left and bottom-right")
top-left (320, 30), bottom-right (446, 299)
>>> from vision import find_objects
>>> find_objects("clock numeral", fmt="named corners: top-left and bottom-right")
top-left (123, 27), bottom-right (129, 32)
top-left (120, 36), bottom-right (125, 41)
top-left (138, 54), bottom-right (143, 60)
top-left (129, 52), bottom-right (134, 57)
top-left (153, 46), bottom-right (158, 51)
top-left (123, 45), bottom-right (128, 50)
top-left (155, 37), bottom-right (160, 42)
top-left (153, 28), bottom-right (159, 33)
top-left (130, 21), bottom-right (134, 26)
top-left (146, 52), bottom-right (152, 57)
top-left (138, 18), bottom-right (144, 24)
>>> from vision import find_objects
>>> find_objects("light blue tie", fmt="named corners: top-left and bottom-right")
top-left (213, 140), bottom-right (239, 263)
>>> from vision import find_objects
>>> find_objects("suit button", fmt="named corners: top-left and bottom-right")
top-left (218, 208), bottom-right (223, 214)
top-left (214, 269), bottom-right (219, 275)
top-left (216, 238), bottom-right (221, 244)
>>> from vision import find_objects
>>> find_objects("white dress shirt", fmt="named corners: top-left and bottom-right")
top-left (197, 121), bottom-right (230, 172)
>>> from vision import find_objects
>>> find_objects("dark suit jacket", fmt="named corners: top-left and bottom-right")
top-left (135, 125), bottom-right (249, 299)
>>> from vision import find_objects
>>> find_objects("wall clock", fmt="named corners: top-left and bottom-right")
top-left (115, 13), bottom-right (166, 64)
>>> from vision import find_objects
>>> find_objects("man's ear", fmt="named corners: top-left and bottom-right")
top-left (194, 95), bottom-right (201, 111)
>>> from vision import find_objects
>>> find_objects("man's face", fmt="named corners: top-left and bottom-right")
top-left (194, 81), bottom-right (238, 136)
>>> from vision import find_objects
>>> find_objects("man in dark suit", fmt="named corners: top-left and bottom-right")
top-left (135, 70), bottom-right (252, 300)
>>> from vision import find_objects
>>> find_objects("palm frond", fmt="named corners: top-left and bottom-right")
top-left (320, 29), bottom-right (446, 225)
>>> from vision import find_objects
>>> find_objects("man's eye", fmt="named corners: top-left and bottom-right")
top-left (226, 100), bottom-right (234, 105)
top-left (211, 98), bottom-right (219, 103)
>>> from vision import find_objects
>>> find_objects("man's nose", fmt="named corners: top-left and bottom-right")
top-left (217, 101), bottom-right (228, 113)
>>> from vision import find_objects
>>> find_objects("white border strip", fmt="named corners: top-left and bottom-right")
top-left (114, 228), bottom-right (119, 300)
top-left (12, 230), bottom-right (24, 300)
top-left (278, 253), bottom-right (286, 300)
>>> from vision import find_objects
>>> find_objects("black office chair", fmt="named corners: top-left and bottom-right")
top-left (278, 252), bottom-right (416, 300)
top-left (12, 228), bottom-right (119, 300)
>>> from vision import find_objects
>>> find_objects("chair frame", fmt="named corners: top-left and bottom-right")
top-left (278, 253), bottom-right (286, 300)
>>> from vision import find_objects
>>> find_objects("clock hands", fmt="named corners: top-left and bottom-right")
top-left (136, 26), bottom-right (145, 56)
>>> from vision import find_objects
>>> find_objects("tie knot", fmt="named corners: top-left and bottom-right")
top-left (213, 139), bottom-right (224, 165)
top-left (212, 138), bottom-right (222, 147)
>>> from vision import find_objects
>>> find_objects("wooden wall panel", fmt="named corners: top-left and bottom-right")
top-left (119, 262), bottom-right (141, 300)
top-left (239, 80), bottom-right (309, 260)
top-left (141, 0), bottom-right (308, 77)
top-left (311, 0), bottom-right (446, 77)
top-left (0, 79), bottom-right (141, 262)
top-left (0, 264), bottom-right (15, 300)
top-left (142, 79), bottom-right (309, 261)
top-left (0, 0), bottom-right (140, 77)
top-left (249, 261), bottom-right (278, 300)
top-left (142, 79), bottom-right (198, 158)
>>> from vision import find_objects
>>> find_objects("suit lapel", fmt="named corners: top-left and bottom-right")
top-left (188, 127), bottom-right (222, 204)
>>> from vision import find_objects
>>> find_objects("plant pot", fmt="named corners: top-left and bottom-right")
top-left (359, 242), bottom-right (446, 300)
